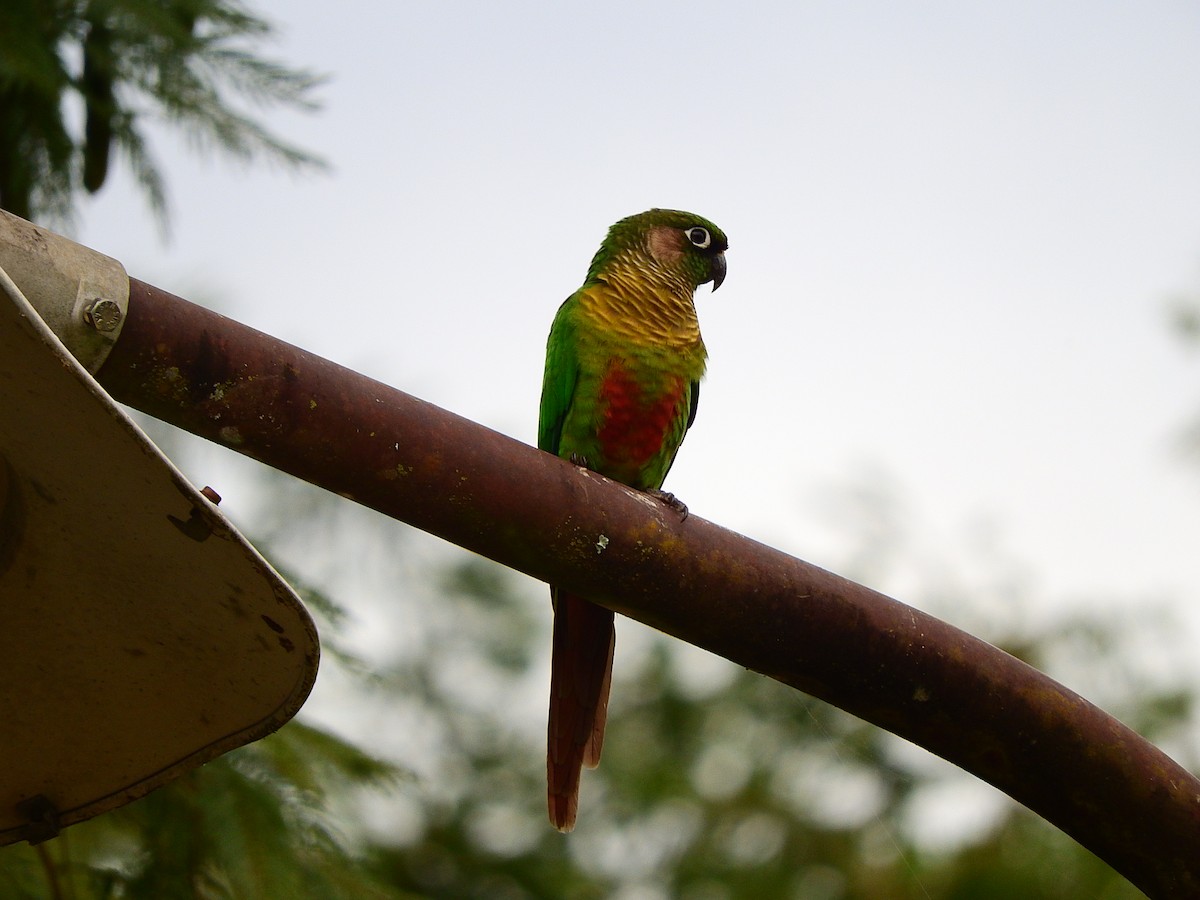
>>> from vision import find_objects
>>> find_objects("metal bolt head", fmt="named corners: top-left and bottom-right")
top-left (84, 298), bottom-right (122, 333)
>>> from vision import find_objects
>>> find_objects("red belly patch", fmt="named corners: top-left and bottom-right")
top-left (596, 363), bottom-right (684, 467)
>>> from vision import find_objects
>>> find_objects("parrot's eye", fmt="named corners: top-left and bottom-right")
top-left (685, 226), bottom-right (711, 249)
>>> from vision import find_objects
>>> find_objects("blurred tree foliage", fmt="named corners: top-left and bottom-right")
top-left (1169, 281), bottom-right (1200, 464)
top-left (3, 461), bottom-right (1188, 899)
top-left (0, 0), bottom-right (325, 226)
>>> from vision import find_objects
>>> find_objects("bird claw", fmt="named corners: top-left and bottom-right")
top-left (565, 455), bottom-right (687, 520)
top-left (647, 489), bottom-right (688, 521)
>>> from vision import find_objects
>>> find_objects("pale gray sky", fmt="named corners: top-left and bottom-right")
top-left (78, 2), bottom-right (1200, 638)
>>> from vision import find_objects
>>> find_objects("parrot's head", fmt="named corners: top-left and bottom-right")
top-left (590, 208), bottom-right (728, 294)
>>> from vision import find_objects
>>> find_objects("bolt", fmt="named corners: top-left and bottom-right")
top-left (84, 298), bottom-right (122, 333)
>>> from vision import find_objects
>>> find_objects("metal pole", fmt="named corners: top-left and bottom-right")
top-left (91, 277), bottom-right (1200, 897)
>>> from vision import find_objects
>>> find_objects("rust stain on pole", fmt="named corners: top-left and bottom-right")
top-left (97, 278), bottom-right (1200, 899)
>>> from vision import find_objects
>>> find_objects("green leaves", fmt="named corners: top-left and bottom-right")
top-left (0, 722), bottom-right (405, 899)
top-left (0, 0), bottom-right (326, 227)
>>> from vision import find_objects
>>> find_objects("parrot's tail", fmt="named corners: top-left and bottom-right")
top-left (546, 590), bottom-right (615, 832)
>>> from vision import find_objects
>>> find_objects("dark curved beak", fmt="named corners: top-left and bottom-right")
top-left (709, 252), bottom-right (727, 291)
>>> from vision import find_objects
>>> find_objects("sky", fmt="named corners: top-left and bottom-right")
top-left (75, 3), bottom-right (1200, 651)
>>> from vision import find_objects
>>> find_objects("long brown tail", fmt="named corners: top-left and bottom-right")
top-left (547, 590), bottom-right (615, 832)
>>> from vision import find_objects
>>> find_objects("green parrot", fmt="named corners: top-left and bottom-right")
top-left (538, 208), bottom-right (728, 831)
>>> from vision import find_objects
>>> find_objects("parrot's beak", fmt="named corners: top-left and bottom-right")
top-left (709, 252), bottom-right (727, 291)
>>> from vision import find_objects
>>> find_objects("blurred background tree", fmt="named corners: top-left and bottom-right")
top-left (0, 0), bottom-right (325, 226)
top-left (2, 4), bottom-right (1198, 898)
top-left (1170, 284), bottom-right (1200, 469)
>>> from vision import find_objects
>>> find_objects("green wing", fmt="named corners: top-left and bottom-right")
top-left (654, 379), bottom-right (699, 488)
top-left (538, 295), bottom-right (580, 456)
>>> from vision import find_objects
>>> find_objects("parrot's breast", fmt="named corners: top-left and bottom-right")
top-left (595, 361), bottom-right (686, 482)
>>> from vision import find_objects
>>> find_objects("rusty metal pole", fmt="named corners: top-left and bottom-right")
top-left (95, 278), bottom-right (1200, 898)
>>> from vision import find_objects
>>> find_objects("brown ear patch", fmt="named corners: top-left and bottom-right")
top-left (646, 225), bottom-right (685, 266)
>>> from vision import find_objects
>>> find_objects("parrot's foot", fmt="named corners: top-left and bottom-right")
top-left (647, 489), bottom-right (689, 521)
top-left (569, 452), bottom-right (591, 469)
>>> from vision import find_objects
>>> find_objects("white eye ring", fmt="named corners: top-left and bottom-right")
top-left (685, 226), bottom-right (711, 249)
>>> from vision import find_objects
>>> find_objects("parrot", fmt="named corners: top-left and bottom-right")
top-left (537, 208), bottom-right (728, 831)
